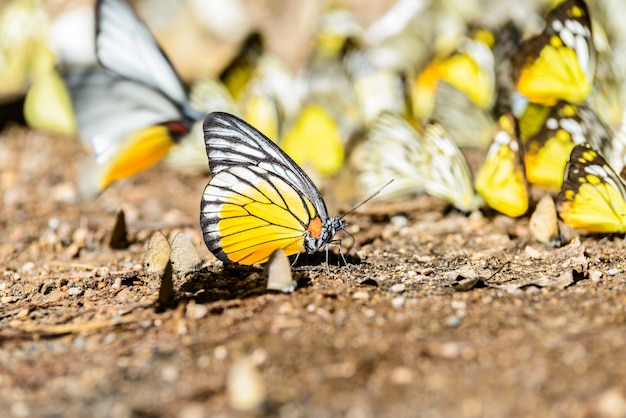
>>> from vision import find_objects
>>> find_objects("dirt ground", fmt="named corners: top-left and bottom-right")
top-left (2, 122), bottom-right (626, 418)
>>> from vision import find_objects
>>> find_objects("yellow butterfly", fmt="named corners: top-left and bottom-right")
top-left (411, 32), bottom-right (496, 147)
top-left (511, 0), bottom-right (595, 106)
top-left (521, 100), bottom-right (611, 191)
top-left (475, 114), bottom-right (529, 217)
top-left (201, 112), bottom-right (346, 265)
top-left (557, 144), bottom-right (626, 233)
top-left (280, 104), bottom-right (345, 177)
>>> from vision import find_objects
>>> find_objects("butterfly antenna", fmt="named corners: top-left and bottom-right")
top-left (341, 179), bottom-right (394, 219)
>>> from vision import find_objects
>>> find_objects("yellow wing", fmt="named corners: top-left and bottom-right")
top-left (201, 165), bottom-right (319, 265)
top-left (511, 0), bottom-right (595, 106)
top-left (79, 124), bottom-right (176, 198)
top-left (280, 104), bottom-right (345, 177)
top-left (475, 114), bottom-right (529, 217)
top-left (557, 145), bottom-right (626, 233)
top-left (522, 101), bottom-right (611, 191)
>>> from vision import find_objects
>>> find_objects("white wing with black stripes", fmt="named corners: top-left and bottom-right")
top-left (200, 112), bottom-right (344, 265)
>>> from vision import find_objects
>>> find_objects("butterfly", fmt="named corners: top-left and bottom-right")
top-left (557, 144), bottom-right (626, 233)
top-left (520, 100), bottom-right (611, 191)
top-left (359, 112), bottom-right (482, 212)
top-left (475, 114), bottom-right (529, 217)
top-left (411, 32), bottom-right (497, 148)
top-left (67, 0), bottom-right (205, 198)
top-left (200, 112), bottom-right (346, 265)
top-left (511, 0), bottom-right (595, 106)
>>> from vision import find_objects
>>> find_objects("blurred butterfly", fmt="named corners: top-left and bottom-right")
top-left (68, 0), bottom-right (205, 198)
top-left (475, 114), bottom-right (529, 217)
top-left (412, 32), bottom-right (497, 147)
top-left (359, 112), bottom-right (482, 212)
top-left (280, 103), bottom-right (345, 177)
top-left (557, 144), bottom-right (626, 233)
top-left (511, 0), bottom-right (595, 106)
top-left (200, 112), bottom-right (346, 265)
top-left (520, 100), bottom-right (611, 191)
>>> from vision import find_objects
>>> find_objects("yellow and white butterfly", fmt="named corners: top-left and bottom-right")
top-left (67, 0), bottom-right (207, 198)
top-left (411, 31), bottom-right (497, 148)
top-left (200, 112), bottom-right (346, 265)
top-left (359, 112), bottom-right (482, 213)
top-left (511, 0), bottom-right (595, 107)
top-left (557, 143), bottom-right (626, 233)
top-left (520, 100), bottom-right (611, 191)
top-left (475, 114), bottom-right (529, 217)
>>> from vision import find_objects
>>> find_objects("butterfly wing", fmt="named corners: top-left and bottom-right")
top-left (201, 112), bottom-right (333, 265)
top-left (420, 122), bottom-right (482, 212)
top-left (522, 101), bottom-right (612, 190)
top-left (359, 112), bottom-right (425, 201)
top-left (511, 0), bottom-right (595, 105)
top-left (475, 114), bottom-right (529, 217)
top-left (557, 144), bottom-right (626, 233)
top-left (95, 0), bottom-right (189, 108)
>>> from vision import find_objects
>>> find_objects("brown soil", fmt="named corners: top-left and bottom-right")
top-left (2, 125), bottom-right (626, 418)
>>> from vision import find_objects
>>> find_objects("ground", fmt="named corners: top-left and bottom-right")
top-left (2, 125), bottom-right (626, 418)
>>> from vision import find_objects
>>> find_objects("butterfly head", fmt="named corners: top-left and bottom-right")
top-left (304, 216), bottom-right (346, 254)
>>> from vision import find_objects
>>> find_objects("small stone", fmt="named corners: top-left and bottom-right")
top-left (186, 302), bottom-right (208, 320)
top-left (177, 403), bottom-right (206, 418)
top-left (68, 287), bottom-right (83, 296)
top-left (389, 366), bottom-right (414, 385)
top-left (390, 283), bottom-right (405, 293)
top-left (529, 195), bottom-right (559, 244)
top-left (608, 268), bottom-right (622, 277)
top-left (20, 262), bottom-right (35, 273)
top-left (390, 215), bottom-right (408, 228)
top-left (446, 315), bottom-right (462, 327)
top-left (214, 345), bottom-right (228, 360)
top-left (160, 365), bottom-right (179, 383)
top-left (524, 245), bottom-right (543, 259)
top-left (227, 358), bottom-right (266, 412)
top-left (585, 388), bottom-right (626, 418)
top-left (264, 249), bottom-right (295, 292)
top-left (352, 290), bottom-right (370, 300)
top-left (589, 270), bottom-right (603, 283)
top-left (391, 296), bottom-right (405, 309)
top-left (112, 277), bottom-right (123, 289)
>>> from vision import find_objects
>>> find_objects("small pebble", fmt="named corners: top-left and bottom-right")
top-left (589, 270), bottom-right (603, 283)
top-left (161, 365), bottom-right (179, 383)
top-left (352, 290), bottom-right (370, 300)
top-left (390, 215), bottom-right (408, 228)
top-left (608, 268), bottom-right (622, 277)
top-left (264, 249), bottom-right (295, 292)
top-left (389, 366), bottom-right (414, 385)
top-left (392, 296), bottom-right (405, 309)
top-left (68, 287), bottom-right (83, 296)
top-left (524, 246), bottom-right (543, 259)
top-left (390, 283), bottom-right (405, 293)
top-left (20, 262), bottom-right (35, 273)
top-left (446, 315), bottom-right (462, 327)
top-left (112, 277), bottom-right (123, 289)
top-left (214, 345), bottom-right (228, 360)
top-left (227, 358), bottom-right (266, 412)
